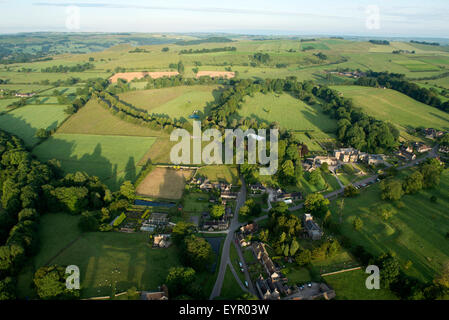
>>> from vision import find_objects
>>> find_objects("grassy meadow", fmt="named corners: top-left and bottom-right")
top-left (33, 133), bottom-right (157, 190)
top-left (118, 85), bottom-right (222, 119)
top-left (0, 104), bottom-right (69, 146)
top-left (57, 99), bottom-right (166, 137)
top-left (331, 85), bottom-right (449, 133)
top-left (329, 169), bottom-right (449, 282)
top-left (235, 92), bottom-right (337, 132)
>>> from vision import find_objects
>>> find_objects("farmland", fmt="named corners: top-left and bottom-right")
top-left (33, 133), bottom-right (156, 190)
top-left (57, 98), bottom-right (165, 137)
top-left (136, 167), bottom-right (194, 199)
top-left (331, 85), bottom-right (449, 133)
top-left (2, 31), bottom-right (449, 302)
top-left (0, 104), bottom-right (69, 146)
top-left (234, 92), bottom-right (337, 132)
top-left (118, 85), bottom-right (222, 119)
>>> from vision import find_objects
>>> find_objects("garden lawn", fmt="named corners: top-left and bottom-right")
top-left (197, 165), bottom-right (240, 185)
top-left (33, 133), bottom-right (156, 190)
top-left (0, 104), bottom-right (69, 146)
top-left (324, 269), bottom-right (398, 300)
top-left (217, 266), bottom-right (246, 300)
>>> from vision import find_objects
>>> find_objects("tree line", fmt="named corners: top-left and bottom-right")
top-left (179, 47), bottom-right (236, 54)
top-left (41, 63), bottom-right (95, 73)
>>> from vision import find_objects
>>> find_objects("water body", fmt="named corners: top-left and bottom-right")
top-left (134, 199), bottom-right (176, 207)
top-left (204, 237), bottom-right (224, 273)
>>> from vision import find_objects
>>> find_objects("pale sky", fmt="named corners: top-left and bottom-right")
top-left (0, 0), bottom-right (448, 37)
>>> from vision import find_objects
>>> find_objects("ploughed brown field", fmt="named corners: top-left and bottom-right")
top-left (109, 71), bottom-right (180, 83)
top-left (136, 167), bottom-right (194, 200)
top-left (195, 71), bottom-right (235, 79)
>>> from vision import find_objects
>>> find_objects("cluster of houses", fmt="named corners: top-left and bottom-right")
top-left (304, 147), bottom-right (386, 171)
top-left (396, 142), bottom-right (433, 161)
top-left (327, 70), bottom-right (366, 79)
top-left (252, 242), bottom-right (290, 300)
top-left (190, 177), bottom-right (238, 200)
top-left (424, 128), bottom-right (446, 140)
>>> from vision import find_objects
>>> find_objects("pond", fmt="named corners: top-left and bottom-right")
top-left (134, 199), bottom-right (176, 207)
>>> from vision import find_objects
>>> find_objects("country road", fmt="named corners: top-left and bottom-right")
top-left (209, 176), bottom-right (247, 299)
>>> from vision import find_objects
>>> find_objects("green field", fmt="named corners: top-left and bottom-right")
top-left (329, 169), bottom-right (449, 282)
top-left (324, 269), bottom-right (398, 300)
top-left (235, 92), bottom-right (337, 132)
top-left (33, 133), bottom-right (157, 190)
top-left (331, 85), bottom-right (449, 133)
top-left (58, 98), bottom-right (166, 137)
top-left (196, 165), bottom-right (240, 184)
top-left (0, 104), bottom-right (69, 146)
top-left (0, 98), bottom-right (19, 113)
top-left (42, 231), bottom-right (182, 298)
top-left (217, 266), bottom-right (246, 300)
top-left (293, 132), bottom-right (324, 152)
top-left (393, 59), bottom-right (441, 72)
top-left (119, 85), bottom-right (222, 119)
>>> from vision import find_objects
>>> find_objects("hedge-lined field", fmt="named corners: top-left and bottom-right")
top-left (331, 85), bottom-right (449, 133)
top-left (33, 133), bottom-right (157, 190)
top-left (0, 104), bottom-right (69, 146)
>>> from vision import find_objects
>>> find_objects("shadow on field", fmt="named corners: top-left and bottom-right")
top-left (33, 134), bottom-right (138, 191)
top-left (0, 111), bottom-right (60, 147)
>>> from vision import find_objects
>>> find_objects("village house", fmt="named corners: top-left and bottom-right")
top-left (283, 283), bottom-right (335, 300)
top-left (303, 214), bottom-right (323, 240)
top-left (334, 148), bottom-right (368, 163)
top-left (221, 190), bottom-right (238, 200)
top-left (250, 183), bottom-right (266, 194)
top-left (439, 145), bottom-right (449, 154)
top-left (414, 142), bottom-right (432, 153)
top-left (14, 92), bottom-right (35, 98)
top-left (153, 234), bottom-right (171, 248)
top-left (240, 222), bottom-right (258, 235)
top-left (202, 219), bottom-right (229, 231)
top-left (276, 192), bottom-right (302, 202)
top-left (141, 285), bottom-right (169, 300)
top-left (252, 242), bottom-right (278, 276)
top-left (313, 156), bottom-right (338, 166)
top-left (424, 128), bottom-right (445, 140)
